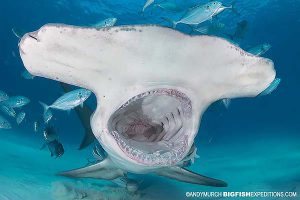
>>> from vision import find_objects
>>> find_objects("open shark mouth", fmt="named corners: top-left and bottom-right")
top-left (108, 88), bottom-right (193, 166)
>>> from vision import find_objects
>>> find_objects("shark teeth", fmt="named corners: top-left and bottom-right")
top-left (109, 88), bottom-right (193, 166)
top-left (120, 89), bottom-right (192, 115)
top-left (112, 131), bottom-right (188, 166)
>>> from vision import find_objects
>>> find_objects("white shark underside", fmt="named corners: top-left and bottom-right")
top-left (19, 24), bottom-right (276, 187)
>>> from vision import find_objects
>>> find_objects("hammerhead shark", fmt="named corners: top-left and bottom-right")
top-left (18, 24), bottom-right (277, 187)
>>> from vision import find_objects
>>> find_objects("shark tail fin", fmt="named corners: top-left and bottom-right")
top-left (161, 17), bottom-right (178, 28)
top-left (57, 158), bottom-right (124, 180)
top-left (155, 166), bottom-right (227, 187)
top-left (39, 101), bottom-right (50, 113)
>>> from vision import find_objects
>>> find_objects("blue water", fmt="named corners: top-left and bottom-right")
top-left (0, 0), bottom-right (300, 199)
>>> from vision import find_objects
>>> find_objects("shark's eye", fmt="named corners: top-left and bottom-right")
top-left (207, 5), bottom-right (210, 8)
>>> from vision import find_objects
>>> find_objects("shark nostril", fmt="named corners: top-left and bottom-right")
top-left (28, 34), bottom-right (38, 41)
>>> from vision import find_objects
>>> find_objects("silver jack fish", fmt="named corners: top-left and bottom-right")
top-left (21, 70), bottom-right (35, 80)
top-left (0, 104), bottom-right (16, 118)
top-left (92, 18), bottom-right (117, 28)
top-left (16, 112), bottom-right (26, 125)
top-left (165, 1), bottom-right (230, 28)
top-left (0, 91), bottom-right (9, 102)
top-left (248, 43), bottom-right (271, 56)
top-left (1, 96), bottom-right (30, 108)
top-left (0, 114), bottom-right (12, 129)
top-left (39, 88), bottom-right (92, 123)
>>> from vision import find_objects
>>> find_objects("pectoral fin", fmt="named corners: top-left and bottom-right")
top-left (155, 166), bottom-right (227, 187)
top-left (57, 158), bottom-right (125, 180)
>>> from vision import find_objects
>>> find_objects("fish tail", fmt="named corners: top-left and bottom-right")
top-left (230, 1), bottom-right (240, 16)
top-left (259, 78), bottom-right (281, 96)
top-left (195, 26), bottom-right (209, 34)
top-left (161, 17), bottom-right (178, 28)
top-left (39, 101), bottom-right (50, 113)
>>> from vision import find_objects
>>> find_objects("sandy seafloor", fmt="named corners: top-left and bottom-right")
top-left (0, 128), bottom-right (299, 200)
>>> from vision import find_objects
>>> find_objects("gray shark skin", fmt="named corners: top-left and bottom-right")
top-left (19, 24), bottom-right (276, 187)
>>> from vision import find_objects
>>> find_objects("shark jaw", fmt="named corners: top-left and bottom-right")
top-left (108, 88), bottom-right (192, 166)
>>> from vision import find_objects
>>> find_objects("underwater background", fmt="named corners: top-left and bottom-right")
top-left (0, 0), bottom-right (300, 199)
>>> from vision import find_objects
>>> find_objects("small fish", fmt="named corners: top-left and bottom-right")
top-left (0, 105), bottom-right (16, 118)
top-left (142, 0), bottom-right (154, 12)
top-left (153, 1), bottom-right (183, 12)
top-left (12, 51), bottom-right (16, 58)
top-left (47, 140), bottom-right (64, 158)
top-left (164, 1), bottom-right (226, 28)
top-left (194, 21), bottom-right (225, 34)
top-left (259, 78), bottom-right (281, 96)
top-left (16, 112), bottom-right (26, 125)
top-left (0, 114), bottom-right (12, 129)
top-left (222, 98), bottom-right (231, 109)
top-left (34, 121), bottom-right (39, 132)
top-left (21, 70), bottom-right (35, 80)
top-left (1, 96), bottom-right (30, 108)
top-left (92, 18), bottom-right (117, 28)
top-left (92, 144), bottom-right (106, 161)
top-left (43, 109), bottom-right (53, 124)
top-left (0, 90), bottom-right (9, 102)
top-left (41, 126), bottom-right (64, 158)
top-left (248, 43), bottom-right (271, 56)
top-left (39, 89), bottom-right (91, 121)
top-left (180, 143), bottom-right (199, 167)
